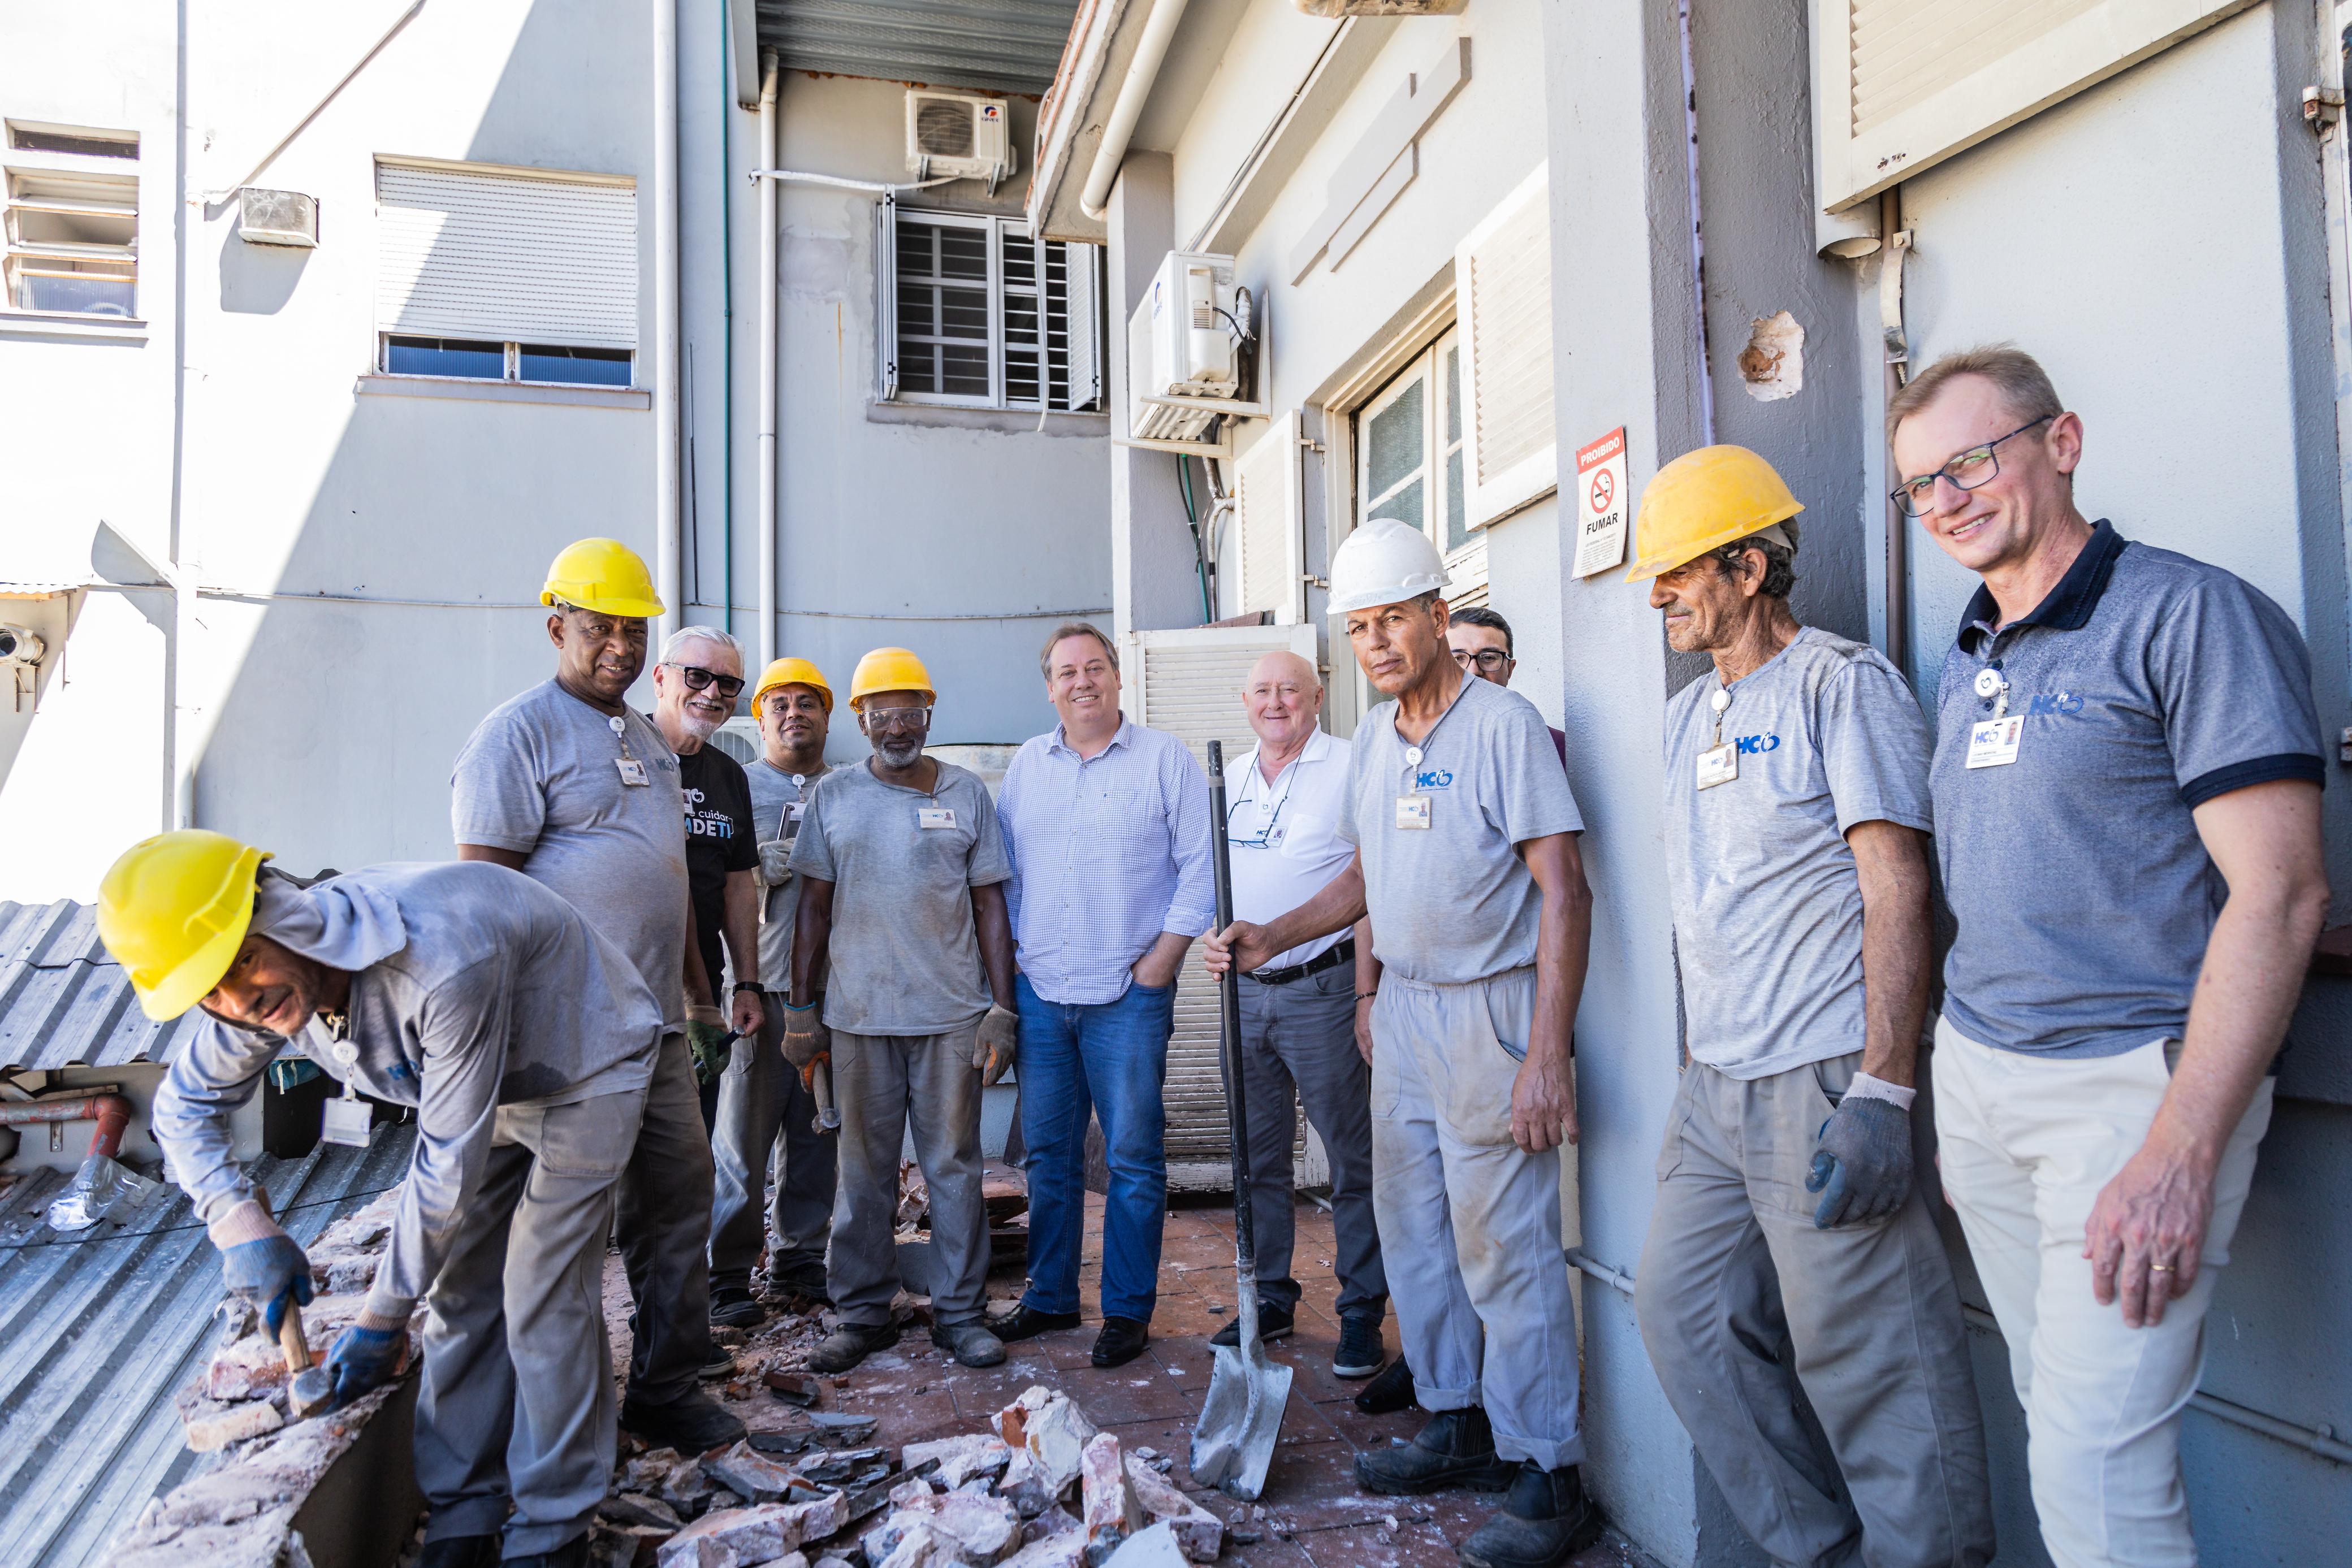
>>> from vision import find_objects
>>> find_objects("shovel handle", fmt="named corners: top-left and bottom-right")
top-left (1205, 742), bottom-right (1257, 1276)
top-left (278, 1300), bottom-right (312, 1375)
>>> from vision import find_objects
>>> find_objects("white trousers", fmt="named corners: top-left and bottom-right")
top-left (1931, 1017), bottom-right (2273, 1568)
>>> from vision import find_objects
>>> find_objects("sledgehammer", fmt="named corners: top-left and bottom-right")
top-left (279, 1301), bottom-right (334, 1419)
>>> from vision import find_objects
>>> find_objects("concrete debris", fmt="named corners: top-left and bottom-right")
top-left (998, 1528), bottom-right (1088, 1568)
top-left (629, 1447), bottom-right (723, 1513)
top-left (602, 1492), bottom-right (686, 1531)
top-left (992, 1386), bottom-right (1098, 1497)
top-left (656, 1495), bottom-right (850, 1568)
top-left (996, 1450), bottom-right (1058, 1519)
top-left (1078, 1433), bottom-right (1140, 1562)
top-left (880, 1491), bottom-right (1021, 1563)
top-left (763, 1368), bottom-right (823, 1405)
top-left (181, 1396), bottom-right (286, 1453)
top-left (902, 1433), bottom-right (1013, 1489)
top-left (591, 1521), bottom-right (676, 1568)
top-left (1121, 1456), bottom-right (1221, 1563)
top-left (706, 1440), bottom-right (810, 1504)
top-left (1100, 1522), bottom-right (1188, 1568)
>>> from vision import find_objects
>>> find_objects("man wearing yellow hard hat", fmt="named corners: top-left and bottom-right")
top-left (1622, 446), bottom-right (1994, 1566)
top-left (708, 656), bottom-right (842, 1327)
top-left (105, 830), bottom-right (663, 1568)
top-left (450, 538), bottom-right (744, 1456)
top-left (782, 648), bottom-right (1018, 1373)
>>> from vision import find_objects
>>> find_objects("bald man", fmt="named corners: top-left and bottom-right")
top-left (1212, 651), bottom-right (1391, 1382)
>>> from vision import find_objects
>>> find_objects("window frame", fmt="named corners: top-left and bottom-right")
top-left (881, 202), bottom-right (1100, 414)
top-left (1354, 324), bottom-right (1485, 599)
top-left (375, 333), bottom-right (634, 388)
top-left (3, 158), bottom-right (140, 320)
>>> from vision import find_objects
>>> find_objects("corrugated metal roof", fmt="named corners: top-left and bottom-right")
top-left (0, 1122), bottom-right (416, 1568)
top-left (756, 0), bottom-right (1083, 94)
top-left (0, 900), bottom-right (206, 1073)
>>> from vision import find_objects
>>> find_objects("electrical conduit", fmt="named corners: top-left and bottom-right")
top-left (0, 1094), bottom-right (135, 1159)
top-left (756, 54), bottom-right (780, 671)
top-left (654, 0), bottom-right (684, 651)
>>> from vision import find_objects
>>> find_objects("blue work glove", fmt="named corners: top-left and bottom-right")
top-left (326, 1324), bottom-right (407, 1407)
top-left (222, 1232), bottom-right (314, 1336)
top-left (1806, 1097), bottom-right (1912, 1228)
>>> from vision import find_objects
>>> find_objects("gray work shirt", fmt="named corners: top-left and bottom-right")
top-left (1338, 673), bottom-right (1583, 984)
top-left (790, 759), bottom-right (1012, 1036)
top-left (451, 679), bottom-right (690, 1029)
top-left (150, 861), bottom-right (662, 1319)
top-left (1664, 626), bottom-right (1932, 1079)
top-left (1932, 522), bottom-right (2324, 1058)
top-left (745, 758), bottom-right (828, 992)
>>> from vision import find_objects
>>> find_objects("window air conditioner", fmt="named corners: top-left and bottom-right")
top-left (905, 90), bottom-right (1015, 190)
top-left (1130, 251), bottom-right (1244, 444)
top-left (237, 187), bottom-right (318, 247)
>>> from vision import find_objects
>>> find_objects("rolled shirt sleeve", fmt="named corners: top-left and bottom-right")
top-left (1161, 740), bottom-right (1215, 938)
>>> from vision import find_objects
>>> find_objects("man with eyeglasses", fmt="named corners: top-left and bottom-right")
top-left (1891, 347), bottom-right (2327, 1567)
top-left (650, 627), bottom-right (765, 1125)
top-left (1210, 649), bottom-right (1390, 1384)
top-left (783, 647), bottom-right (1017, 1373)
top-left (1446, 608), bottom-right (1567, 769)
top-left (452, 538), bottom-right (745, 1457)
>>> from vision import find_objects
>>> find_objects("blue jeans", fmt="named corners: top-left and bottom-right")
top-left (1015, 972), bottom-right (1175, 1323)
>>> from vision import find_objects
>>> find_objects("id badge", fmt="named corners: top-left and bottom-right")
top-left (1964, 717), bottom-right (2024, 770)
top-left (918, 807), bottom-right (957, 830)
top-left (788, 801), bottom-right (806, 822)
top-left (1395, 795), bottom-right (1432, 830)
top-left (1695, 744), bottom-right (1737, 790)
top-left (615, 757), bottom-right (651, 787)
top-left (321, 1094), bottom-right (371, 1148)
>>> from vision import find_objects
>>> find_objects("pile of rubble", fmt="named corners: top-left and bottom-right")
top-left (599, 1385), bottom-right (1224, 1568)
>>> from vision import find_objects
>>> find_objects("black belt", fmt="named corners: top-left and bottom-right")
top-left (1247, 938), bottom-right (1355, 987)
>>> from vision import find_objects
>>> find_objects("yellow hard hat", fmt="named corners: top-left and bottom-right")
top-left (97, 830), bottom-right (272, 1021)
top-left (541, 538), bottom-right (665, 618)
top-left (751, 656), bottom-right (834, 714)
top-left (848, 647), bottom-right (935, 711)
top-left (1624, 445), bottom-right (1805, 583)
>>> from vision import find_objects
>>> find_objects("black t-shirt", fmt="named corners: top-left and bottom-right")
top-left (678, 743), bottom-right (759, 991)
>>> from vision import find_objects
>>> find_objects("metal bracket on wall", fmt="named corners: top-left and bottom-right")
top-left (1879, 229), bottom-right (1915, 382)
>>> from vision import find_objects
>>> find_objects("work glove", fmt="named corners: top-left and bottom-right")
top-left (1806, 1096), bottom-right (1912, 1228)
top-left (214, 1201), bottom-right (314, 1336)
top-left (780, 1002), bottom-right (829, 1069)
top-left (326, 1323), bottom-right (408, 1408)
top-left (686, 1020), bottom-right (736, 1090)
top-left (972, 1004), bottom-right (1019, 1086)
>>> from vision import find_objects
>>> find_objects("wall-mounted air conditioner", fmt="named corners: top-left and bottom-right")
top-left (1126, 251), bottom-right (1263, 451)
top-left (237, 187), bottom-right (318, 247)
top-left (905, 90), bottom-right (1015, 191)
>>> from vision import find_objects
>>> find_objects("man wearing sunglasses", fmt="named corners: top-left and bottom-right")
top-left (1892, 347), bottom-right (2327, 1567)
top-left (1446, 608), bottom-right (1567, 770)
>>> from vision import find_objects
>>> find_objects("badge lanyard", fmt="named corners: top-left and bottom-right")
top-left (759, 773), bottom-right (811, 927)
top-left (1964, 665), bottom-right (2023, 769)
top-left (1229, 753), bottom-right (1302, 849)
top-left (611, 713), bottom-right (651, 787)
top-left (1394, 686), bottom-right (1469, 831)
top-left (318, 1013), bottom-right (371, 1147)
top-left (1695, 685), bottom-right (1737, 790)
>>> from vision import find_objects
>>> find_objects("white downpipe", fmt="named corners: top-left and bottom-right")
top-left (1078, 0), bottom-right (1191, 220)
top-left (653, 0), bottom-right (682, 649)
top-left (756, 55), bottom-right (780, 672)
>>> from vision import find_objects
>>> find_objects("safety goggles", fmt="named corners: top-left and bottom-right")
top-left (866, 706), bottom-right (934, 733)
top-left (668, 664), bottom-right (746, 699)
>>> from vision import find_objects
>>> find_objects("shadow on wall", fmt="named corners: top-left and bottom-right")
top-left (218, 219), bottom-right (313, 315)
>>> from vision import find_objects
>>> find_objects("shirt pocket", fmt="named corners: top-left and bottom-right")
top-left (1277, 809), bottom-right (1337, 862)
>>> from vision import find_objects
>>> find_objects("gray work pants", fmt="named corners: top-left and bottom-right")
top-left (830, 1023), bottom-right (989, 1328)
top-left (414, 1087), bottom-right (646, 1557)
top-left (1636, 1053), bottom-right (1994, 1568)
top-left (1238, 963), bottom-right (1386, 1318)
top-left (615, 1034), bottom-right (716, 1404)
top-left (710, 997), bottom-right (839, 1288)
top-left (1371, 966), bottom-right (1583, 1469)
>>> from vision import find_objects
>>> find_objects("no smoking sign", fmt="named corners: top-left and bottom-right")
top-left (1573, 426), bottom-right (1629, 578)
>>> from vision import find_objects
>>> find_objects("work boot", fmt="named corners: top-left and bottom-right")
top-left (1210, 1301), bottom-right (1293, 1348)
top-left (1355, 1354), bottom-right (1417, 1415)
top-left (1458, 1461), bottom-right (1605, 1568)
top-left (1333, 1310), bottom-right (1385, 1379)
top-left (1354, 1406), bottom-right (1517, 1495)
top-left (710, 1283), bottom-right (765, 1328)
top-left (620, 1385), bottom-right (747, 1454)
top-left (503, 1533), bottom-right (590, 1568)
top-left (1091, 1315), bottom-right (1149, 1368)
top-left (991, 1302), bottom-right (1082, 1342)
top-left (933, 1320), bottom-right (1008, 1367)
top-left (767, 1253), bottom-right (831, 1303)
top-left (416, 1536), bottom-right (498, 1568)
top-left (807, 1319), bottom-right (900, 1373)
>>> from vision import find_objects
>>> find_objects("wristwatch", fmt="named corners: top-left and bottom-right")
top-left (731, 980), bottom-right (764, 995)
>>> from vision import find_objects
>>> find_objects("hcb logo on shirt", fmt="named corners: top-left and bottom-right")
top-left (1415, 768), bottom-right (1455, 790)
top-left (2024, 691), bottom-right (2086, 717)
top-left (1735, 734), bottom-right (1781, 756)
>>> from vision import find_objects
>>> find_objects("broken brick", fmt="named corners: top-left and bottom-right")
top-left (180, 1397), bottom-right (284, 1453)
top-left (1119, 1459), bottom-right (1220, 1564)
top-left (902, 1433), bottom-right (1011, 1490)
top-left (1077, 1433), bottom-right (1139, 1559)
top-left (655, 1495), bottom-right (848, 1568)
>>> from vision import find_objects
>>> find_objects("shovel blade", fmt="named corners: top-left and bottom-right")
top-left (1190, 1340), bottom-right (1293, 1501)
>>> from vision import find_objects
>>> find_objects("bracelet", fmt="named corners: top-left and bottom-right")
top-left (1356, 991), bottom-right (1378, 1002)
top-left (781, 999), bottom-right (816, 1012)
top-left (731, 980), bottom-right (763, 994)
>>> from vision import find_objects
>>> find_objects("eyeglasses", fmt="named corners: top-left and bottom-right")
top-left (1890, 415), bottom-right (2053, 517)
top-left (667, 663), bottom-right (746, 699)
top-left (1451, 648), bottom-right (1512, 673)
top-left (866, 707), bottom-right (933, 733)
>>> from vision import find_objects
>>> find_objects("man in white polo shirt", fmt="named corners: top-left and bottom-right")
top-left (1209, 649), bottom-right (1389, 1384)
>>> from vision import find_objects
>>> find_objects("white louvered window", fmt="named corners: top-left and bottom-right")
top-left (374, 159), bottom-right (638, 387)
top-left (1357, 326), bottom-right (1486, 603)
top-left (4, 122), bottom-right (140, 317)
top-left (1455, 164), bottom-right (1557, 530)
top-left (1814, 0), bottom-right (2251, 212)
top-left (1232, 412), bottom-right (1304, 623)
top-left (880, 202), bottom-right (1102, 412)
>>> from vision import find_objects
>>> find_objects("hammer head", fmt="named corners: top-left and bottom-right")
top-left (288, 1364), bottom-right (334, 1419)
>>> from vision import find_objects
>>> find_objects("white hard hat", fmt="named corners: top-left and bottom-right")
top-left (1327, 518), bottom-right (1451, 617)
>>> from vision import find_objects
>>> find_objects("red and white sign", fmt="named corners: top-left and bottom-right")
top-left (1572, 426), bottom-right (1629, 578)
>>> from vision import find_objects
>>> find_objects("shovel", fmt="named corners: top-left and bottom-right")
top-left (1190, 739), bottom-right (1294, 1500)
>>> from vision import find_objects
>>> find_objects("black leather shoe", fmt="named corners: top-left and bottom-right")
top-left (1090, 1315), bottom-right (1150, 1367)
top-left (991, 1302), bottom-right (1083, 1342)
top-left (417, 1537), bottom-right (499, 1568)
top-left (1209, 1302), bottom-right (1292, 1348)
top-left (504, 1534), bottom-right (589, 1568)
top-left (1333, 1310), bottom-right (1385, 1379)
top-left (1354, 1354), bottom-right (1417, 1414)
top-left (1353, 1406), bottom-right (1517, 1495)
top-left (807, 1319), bottom-right (900, 1373)
top-left (619, 1386), bottom-right (747, 1454)
top-left (710, 1283), bottom-right (765, 1328)
top-left (768, 1253), bottom-right (832, 1302)
top-left (1459, 1461), bottom-right (1605, 1568)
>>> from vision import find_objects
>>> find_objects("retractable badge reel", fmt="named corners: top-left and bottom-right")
top-left (1696, 687), bottom-right (1737, 790)
top-left (611, 715), bottom-right (650, 787)
top-left (319, 1031), bottom-right (371, 1148)
top-left (1395, 745), bottom-right (1432, 830)
top-left (1964, 667), bottom-right (2024, 769)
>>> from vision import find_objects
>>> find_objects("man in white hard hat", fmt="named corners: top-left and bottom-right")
top-left (1208, 519), bottom-right (1601, 1568)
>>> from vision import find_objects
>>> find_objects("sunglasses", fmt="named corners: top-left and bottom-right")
top-left (667, 663), bottom-right (746, 699)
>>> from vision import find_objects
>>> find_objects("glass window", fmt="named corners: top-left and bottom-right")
top-left (384, 336), bottom-right (505, 379)
top-left (889, 209), bottom-right (1099, 412)
top-left (5, 167), bottom-right (137, 317)
top-left (6, 124), bottom-right (137, 158)
top-left (519, 344), bottom-right (632, 386)
top-left (1354, 324), bottom-right (1484, 596)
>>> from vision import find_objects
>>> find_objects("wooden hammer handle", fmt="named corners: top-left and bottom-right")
top-left (278, 1300), bottom-right (312, 1375)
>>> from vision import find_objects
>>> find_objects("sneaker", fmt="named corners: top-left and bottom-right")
top-left (990, 1302), bottom-right (1082, 1342)
top-left (1458, 1461), bottom-right (1605, 1568)
top-left (1352, 1406), bottom-right (1517, 1495)
top-left (807, 1319), bottom-right (900, 1374)
top-left (1209, 1302), bottom-right (1293, 1349)
top-left (1354, 1354), bottom-right (1417, 1415)
top-left (932, 1321), bottom-right (1008, 1367)
top-left (710, 1283), bottom-right (765, 1328)
top-left (1333, 1311), bottom-right (1385, 1379)
top-left (620, 1386), bottom-right (747, 1453)
top-left (1090, 1315), bottom-right (1149, 1368)
top-left (768, 1254), bottom-right (831, 1302)
top-left (699, 1346), bottom-right (738, 1380)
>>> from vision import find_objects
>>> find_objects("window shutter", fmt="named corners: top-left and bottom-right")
top-left (1063, 241), bottom-right (1101, 412)
top-left (876, 194), bottom-right (898, 400)
top-left (375, 161), bottom-right (638, 348)
top-left (1815, 0), bottom-right (2255, 211)
top-left (1233, 413), bottom-right (1303, 624)
top-left (1455, 164), bottom-right (1557, 529)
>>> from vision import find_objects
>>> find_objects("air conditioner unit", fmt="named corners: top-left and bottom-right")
top-left (905, 90), bottom-right (1015, 190)
top-left (237, 187), bottom-right (318, 247)
top-left (1130, 251), bottom-right (1243, 444)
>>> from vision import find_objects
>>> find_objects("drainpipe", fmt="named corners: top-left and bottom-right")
top-left (1078, 0), bottom-right (1191, 219)
top-left (756, 55), bottom-right (779, 671)
top-left (0, 1094), bottom-right (134, 1159)
top-left (718, 0), bottom-right (736, 638)
top-left (654, 0), bottom-right (683, 649)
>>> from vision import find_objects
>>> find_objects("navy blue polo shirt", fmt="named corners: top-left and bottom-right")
top-left (1931, 521), bottom-right (2323, 1058)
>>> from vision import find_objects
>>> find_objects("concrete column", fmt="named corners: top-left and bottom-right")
top-left (1103, 151), bottom-right (1205, 637)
